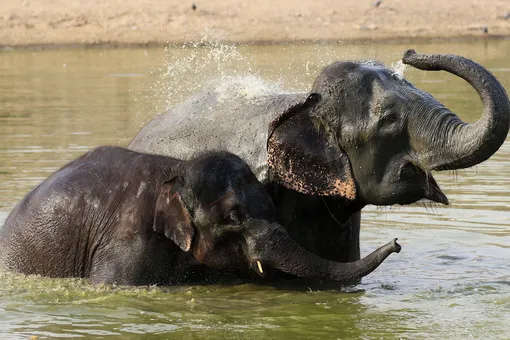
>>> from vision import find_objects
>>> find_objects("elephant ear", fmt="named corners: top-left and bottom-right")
top-left (267, 94), bottom-right (356, 199)
top-left (153, 177), bottom-right (195, 252)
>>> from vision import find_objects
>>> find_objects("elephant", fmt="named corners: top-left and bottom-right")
top-left (0, 146), bottom-right (401, 286)
top-left (128, 50), bottom-right (510, 264)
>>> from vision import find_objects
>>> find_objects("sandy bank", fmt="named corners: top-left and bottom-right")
top-left (0, 0), bottom-right (509, 47)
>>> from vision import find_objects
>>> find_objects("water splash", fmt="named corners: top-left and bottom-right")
top-left (0, 269), bottom-right (186, 303)
top-left (150, 30), bottom-right (251, 114)
top-left (215, 75), bottom-right (283, 104)
top-left (358, 59), bottom-right (407, 80)
top-left (358, 60), bottom-right (385, 67)
top-left (390, 60), bottom-right (407, 80)
top-left (139, 36), bottom-right (418, 128)
top-left (141, 34), bottom-right (365, 122)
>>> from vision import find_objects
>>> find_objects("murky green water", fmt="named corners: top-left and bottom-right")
top-left (1, 40), bottom-right (510, 339)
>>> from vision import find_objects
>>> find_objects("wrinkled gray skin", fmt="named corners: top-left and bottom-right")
top-left (0, 147), bottom-right (401, 285)
top-left (129, 50), bottom-right (510, 263)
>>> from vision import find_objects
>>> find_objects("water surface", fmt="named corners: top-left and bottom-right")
top-left (1, 40), bottom-right (510, 339)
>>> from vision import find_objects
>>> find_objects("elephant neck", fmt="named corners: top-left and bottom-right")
top-left (266, 181), bottom-right (364, 222)
top-left (321, 195), bottom-right (365, 223)
top-left (265, 181), bottom-right (363, 262)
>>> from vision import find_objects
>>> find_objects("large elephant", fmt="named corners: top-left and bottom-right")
top-left (0, 146), bottom-right (401, 285)
top-left (129, 50), bottom-right (510, 263)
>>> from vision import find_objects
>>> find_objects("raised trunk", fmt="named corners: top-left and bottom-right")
top-left (402, 49), bottom-right (510, 171)
top-left (249, 225), bottom-right (401, 283)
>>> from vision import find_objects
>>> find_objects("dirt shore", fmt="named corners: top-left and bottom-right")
top-left (0, 0), bottom-right (510, 46)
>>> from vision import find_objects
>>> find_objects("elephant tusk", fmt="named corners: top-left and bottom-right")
top-left (256, 261), bottom-right (264, 274)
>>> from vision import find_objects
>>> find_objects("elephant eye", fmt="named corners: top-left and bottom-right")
top-left (379, 112), bottom-right (399, 127)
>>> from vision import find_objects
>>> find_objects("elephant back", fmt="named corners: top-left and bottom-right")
top-left (129, 85), bottom-right (311, 184)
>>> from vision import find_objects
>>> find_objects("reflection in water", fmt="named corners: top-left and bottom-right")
top-left (1, 40), bottom-right (510, 339)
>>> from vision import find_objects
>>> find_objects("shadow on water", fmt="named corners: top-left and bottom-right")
top-left (1, 38), bottom-right (510, 339)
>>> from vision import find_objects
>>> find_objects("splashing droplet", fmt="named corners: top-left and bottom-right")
top-left (391, 60), bottom-right (407, 80)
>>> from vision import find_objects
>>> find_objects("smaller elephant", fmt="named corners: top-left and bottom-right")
top-left (0, 146), bottom-right (401, 285)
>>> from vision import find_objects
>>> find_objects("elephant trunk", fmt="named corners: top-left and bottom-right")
top-left (246, 223), bottom-right (401, 282)
top-left (402, 49), bottom-right (510, 171)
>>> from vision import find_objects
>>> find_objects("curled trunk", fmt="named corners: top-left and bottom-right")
top-left (248, 225), bottom-right (401, 283)
top-left (402, 49), bottom-right (510, 171)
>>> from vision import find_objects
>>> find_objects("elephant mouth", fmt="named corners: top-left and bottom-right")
top-left (424, 174), bottom-right (449, 205)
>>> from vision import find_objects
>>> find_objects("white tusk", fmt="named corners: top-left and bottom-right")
top-left (256, 261), bottom-right (264, 274)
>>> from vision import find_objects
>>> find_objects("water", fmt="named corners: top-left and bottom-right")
top-left (1, 39), bottom-right (510, 339)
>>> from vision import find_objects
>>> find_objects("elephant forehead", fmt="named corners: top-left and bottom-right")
top-left (342, 65), bottom-right (407, 99)
top-left (368, 82), bottom-right (406, 112)
top-left (358, 63), bottom-right (398, 81)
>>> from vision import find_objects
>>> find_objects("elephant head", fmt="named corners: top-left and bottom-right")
top-left (153, 152), bottom-right (401, 282)
top-left (268, 50), bottom-right (510, 206)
